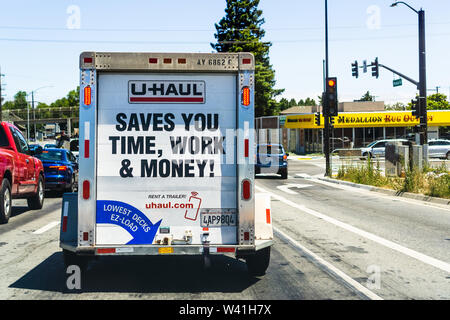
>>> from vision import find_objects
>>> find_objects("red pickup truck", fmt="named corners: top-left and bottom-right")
top-left (0, 122), bottom-right (45, 223)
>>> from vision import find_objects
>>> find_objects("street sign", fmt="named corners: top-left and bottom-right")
top-left (393, 78), bottom-right (402, 87)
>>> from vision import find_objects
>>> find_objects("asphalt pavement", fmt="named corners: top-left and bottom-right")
top-left (0, 158), bottom-right (449, 300)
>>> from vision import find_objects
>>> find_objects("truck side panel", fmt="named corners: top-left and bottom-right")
top-left (78, 69), bottom-right (97, 247)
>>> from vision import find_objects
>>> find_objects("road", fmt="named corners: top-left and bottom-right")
top-left (258, 158), bottom-right (450, 299)
top-left (0, 158), bottom-right (449, 300)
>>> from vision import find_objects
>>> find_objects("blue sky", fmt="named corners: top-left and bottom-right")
top-left (1, 0), bottom-right (449, 106)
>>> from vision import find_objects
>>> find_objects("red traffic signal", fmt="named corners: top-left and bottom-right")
top-left (325, 77), bottom-right (338, 116)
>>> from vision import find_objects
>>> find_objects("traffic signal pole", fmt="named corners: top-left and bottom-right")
top-left (418, 9), bottom-right (427, 145)
top-left (390, 2), bottom-right (428, 159)
top-left (324, 0), bottom-right (331, 177)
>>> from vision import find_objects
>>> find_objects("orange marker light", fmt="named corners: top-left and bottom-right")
top-left (84, 86), bottom-right (91, 105)
top-left (242, 87), bottom-right (250, 106)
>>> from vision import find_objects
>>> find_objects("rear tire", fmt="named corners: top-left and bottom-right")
top-left (27, 175), bottom-right (44, 210)
top-left (281, 168), bottom-right (288, 179)
top-left (0, 179), bottom-right (12, 224)
top-left (246, 247), bottom-right (271, 277)
top-left (66, 175), bottom-right (77, 193)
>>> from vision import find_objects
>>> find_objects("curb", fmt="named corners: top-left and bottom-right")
top-left (288, 156), bottom-right (325, 161)
top-left (318, 177), bottom-right (450, 206)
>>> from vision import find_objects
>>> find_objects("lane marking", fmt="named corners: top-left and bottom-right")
top-left (273, 226), bottom-right (383, 300)
top-left (33, 221), bottom-right (60, 234)
top-left (276, 183), bottom-right (312, 195)
top-left (256, 185), bottom-right (450, 274)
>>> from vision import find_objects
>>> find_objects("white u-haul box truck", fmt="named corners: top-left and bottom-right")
top-left (60, 52), bottom-right (273, 276)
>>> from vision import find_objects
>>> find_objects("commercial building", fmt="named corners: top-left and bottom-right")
top-left (255, 101), bottom-right (450, 154)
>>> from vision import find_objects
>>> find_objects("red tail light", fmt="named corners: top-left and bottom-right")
top-left (217, 247), bottom-right (235, 253)
top-left (84, 140), bottom-right (90, 158)
top-left (242, 179), bottom-right (251, 200)
top-left (62, 216), bottom-right (68, 232)
top-left (97, 248), bottom-right (116, 254)
top-left (244, 139), bottom-right (249, 158)
top-left (49, 165), bottom-right (67, 171)
top-left (83, 180), bottom-right (90, 199)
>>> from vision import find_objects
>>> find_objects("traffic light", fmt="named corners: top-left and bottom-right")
top-left (371, 57), bottom-right (379, 78)
top-left (325, 77), bottom-right (338, 116)
top-left (314, 112), bottom-right (321, 126)
top-left (411, 98), bottom-right (420, 119)
top-left (351, 61), bottom-right (359, 78)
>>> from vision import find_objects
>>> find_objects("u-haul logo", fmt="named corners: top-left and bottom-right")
top-left (128, 80), bottom-right (205, 104)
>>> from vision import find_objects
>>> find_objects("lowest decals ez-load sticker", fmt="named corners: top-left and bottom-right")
top-left (95, 73), bottom-right (237, 245)
top-left (96, 200), bottom-right (161, 245)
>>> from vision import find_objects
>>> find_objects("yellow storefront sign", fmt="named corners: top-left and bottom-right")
top-left (283, 110), bottom-right (450, 129)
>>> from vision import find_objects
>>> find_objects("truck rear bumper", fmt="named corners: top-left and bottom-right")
top-left (60, 239), bottom-right (273, 257)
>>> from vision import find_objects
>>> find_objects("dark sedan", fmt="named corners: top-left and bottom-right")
top-left (255, 143), bottom-right (289, 179)
top-left (35, 148), bottom-right (78, 193)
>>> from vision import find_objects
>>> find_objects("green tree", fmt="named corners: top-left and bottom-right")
top-left (14, 91), bottom-right (28, 109)
top-left (278, 98), bottom-right (290, 111)
top-left (211, 0), bottom-right (283, 117)
top-left (1, 91), bottom-right (28, 111)
top-left (426, 93), bottom-right (450, 110)
top-left (407, 93), bottom-right (450, 110)
top-left (304, 97), bottom-right (317, 106)
top-left (288, 98), bottom-right (297, 108)
top-left (360, 91), bottom-right (375, 101)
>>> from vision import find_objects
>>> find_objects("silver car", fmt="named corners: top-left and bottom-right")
top-left (361, 139), bottom-right (408, 158)
top-left (428, 139), bottom-right (450, 160)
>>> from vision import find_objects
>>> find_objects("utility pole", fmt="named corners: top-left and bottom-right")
top-left (32, 91), bottom-right (36, 140)
top-left (427, 86), bottom-right (440, 94)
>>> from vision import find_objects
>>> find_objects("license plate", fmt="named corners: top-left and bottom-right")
top-left (201, 209), bottom-right (237, 227)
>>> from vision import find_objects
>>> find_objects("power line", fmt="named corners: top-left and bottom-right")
top-left (0, 21), bottom-right (449, 32)
top-left (0, 32), bottom-right (449, 45)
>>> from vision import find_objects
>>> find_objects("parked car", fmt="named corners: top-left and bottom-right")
top-left (361, 139), bottom-right (409, 158)
top-left (35, 148), bottom-right (78, 194)
top-left (428, 139), bottom-right (450, 160)
top-left (0, 122), bottom-right (45, 224)
top-left (29, 144), bottom-right (43, 153)
top-left (69, 138), bottom-right (79, 161)
top-left (400, 133), bottom-right (416, 141)
top-left (255, 143), bottom-right (289, 179)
